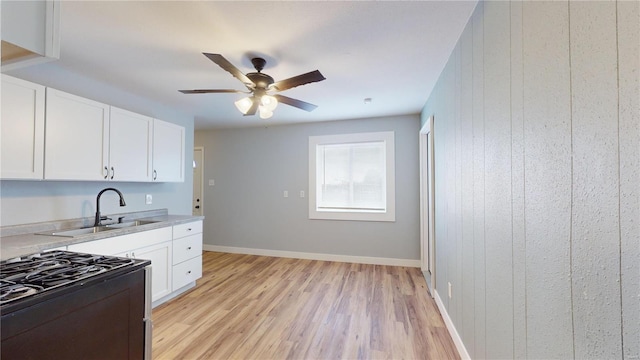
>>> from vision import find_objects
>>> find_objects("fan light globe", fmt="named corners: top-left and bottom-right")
top-left (259, 108), bottom-right (273, 119)
top-left (234, 97), bottom-right (253, 114)
top-left (260, 95), bottom-right (278, 111)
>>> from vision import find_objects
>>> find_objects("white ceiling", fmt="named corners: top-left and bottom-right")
top-left (10, 1), bottom-right (477, 130)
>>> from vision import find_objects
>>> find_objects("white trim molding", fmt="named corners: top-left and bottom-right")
top-left (433, 289), bottom-right (471, 360)
top-left (203, 245), bottom-right (420, 267)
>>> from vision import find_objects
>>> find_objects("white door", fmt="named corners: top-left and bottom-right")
top-left (192, 147), bottom-right (204, 216)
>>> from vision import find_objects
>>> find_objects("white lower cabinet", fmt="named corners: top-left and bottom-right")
top-left (67, 227), bottom-right (173, 303)
top-left (116, 241), bottom-right (172, 302)
top-left (172, 221), bottom-right (203, 291)
top-left (65, 222), bottom-right (203, 304)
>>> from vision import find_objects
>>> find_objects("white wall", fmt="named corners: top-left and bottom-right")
top-left (195, 115), bottom-right (421, 261)
top-left (422, 1), bottom-right (639, 359)
top-left (1, 63), bottom-right (194, 226)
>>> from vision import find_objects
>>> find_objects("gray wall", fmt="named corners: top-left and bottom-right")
top-left (422, 1), bottom-right (639, 359)
top-left (1, 63), bottom-right (194, 226)
top-left (195, 115), bottom-right (420, 260)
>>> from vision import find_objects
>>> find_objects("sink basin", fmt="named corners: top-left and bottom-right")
top-left (105, 220), bottom-right (159, 229)
top-left (39, 226), bottom-right (118, 237)
top-left (37, 220), bottom-right (159, 237)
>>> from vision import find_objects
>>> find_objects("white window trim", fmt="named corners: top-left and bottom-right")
top-left (308, 131), bottom-right (395, 222)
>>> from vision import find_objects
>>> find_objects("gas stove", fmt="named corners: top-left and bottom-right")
top-left (0, 250), bottom-right (140, 307)
top-left (1, 250), bottom-right (152, 359)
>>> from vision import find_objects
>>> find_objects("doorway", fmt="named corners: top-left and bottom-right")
top-left (419, 115), bottom-right (435, 294)
top-left (193, 147), bottom-right (204, 216)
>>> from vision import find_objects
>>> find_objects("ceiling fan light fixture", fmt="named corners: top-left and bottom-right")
top-left (234, 97), bottom-right (253, 114)
top-left (260, 95), bottom-right (278, 111)
top-left (259, 108), bottom-right (274, 119)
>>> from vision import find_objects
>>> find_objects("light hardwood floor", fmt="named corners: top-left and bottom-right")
top-left (152, 251), bottom-right (459, 360)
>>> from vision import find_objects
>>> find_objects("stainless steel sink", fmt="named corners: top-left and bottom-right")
top-left (39, 226), bottom-right (118, 237)
top-left (37, 220), bottom-right (159, 237)
top-left (104, 220), bottom-right (159, 229)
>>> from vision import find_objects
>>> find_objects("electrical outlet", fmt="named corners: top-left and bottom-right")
top-left (300, 190), bottom-right (305, 198)
top-left (448, 282), bottom-right (452, 299)
top-left (145, 194), bottom-right (153, 205)
top-left (283, 191), bottom-right (288, 198)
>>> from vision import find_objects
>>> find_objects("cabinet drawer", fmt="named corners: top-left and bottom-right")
top-left (172, 255), bottom-right (202, 290)
top-left (173, 233), bottom-right (202, 265)
top-left (173, 221), bottom-right (202, 239)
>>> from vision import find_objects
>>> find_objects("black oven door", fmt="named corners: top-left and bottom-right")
top-left (1, 266), bottom-right (146, 360)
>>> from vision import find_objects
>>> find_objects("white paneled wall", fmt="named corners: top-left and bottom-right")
top-left (422, 1), bottom-right (639, 359)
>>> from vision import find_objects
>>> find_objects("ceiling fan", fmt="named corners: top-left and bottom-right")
top-left (179, 53), bottom-right (326, 119)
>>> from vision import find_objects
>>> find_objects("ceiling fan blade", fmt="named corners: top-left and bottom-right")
top-left (244, 98), bottom-right (259, 116)
top-left (178, 89), bottom-right (245, 94)
top-left (271, 70), bottom-right (326, 92)
top-left (274, 94), bottom-right (318, 112)
top-left (203, 53), bottom-right (254, 86)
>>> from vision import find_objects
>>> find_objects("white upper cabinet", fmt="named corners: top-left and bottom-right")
top-left (0, 75), bottom-right (46, 180)
top-left (1, 0), bottom-right (60, 70)
top-left (110, 107), bottom-right (153, 182)
top-left (5, 79), bottom-right (185, 183)
top-left (153, 119), bottom-right (185, 182)
top-left (44, 88), bottom-right (110, 181)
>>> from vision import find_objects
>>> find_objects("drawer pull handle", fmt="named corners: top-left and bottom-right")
top-left (187, 270), bottom-right (192, 274)
top-left (187, 246), bottom-right (192, 250)
top-left (103, 166), bottom-right (109, 179)
top-left (187, 228), bottom-right (192, 231)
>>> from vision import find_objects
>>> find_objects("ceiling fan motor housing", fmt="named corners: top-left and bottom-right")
top-left (247, 72), bottom-right (274, 90)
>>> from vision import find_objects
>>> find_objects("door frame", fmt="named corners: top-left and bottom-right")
top-left (419, 115), bottom-right (436, 293)
top-left (193, 146), bottom-right (204, 216)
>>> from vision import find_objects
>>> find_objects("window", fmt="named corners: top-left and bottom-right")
top-left (309, 131), bottom-right (395, 221)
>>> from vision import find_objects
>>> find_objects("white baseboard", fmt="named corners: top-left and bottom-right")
top-left (203, 244), bottom-right (420, 267)
top-left (433, 289), bottom-right (471, 360)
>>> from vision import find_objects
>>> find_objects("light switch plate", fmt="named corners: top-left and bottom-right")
top-left (208, 179), bottom-right (215, 186)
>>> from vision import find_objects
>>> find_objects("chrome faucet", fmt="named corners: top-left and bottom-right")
top-left (94, 188), bottom-right (127, 226)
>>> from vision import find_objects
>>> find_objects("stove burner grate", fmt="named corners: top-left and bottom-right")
top-left (0, 280), bottom-right (44, 304)
top-left (0, 250), bottom-right (138, 306)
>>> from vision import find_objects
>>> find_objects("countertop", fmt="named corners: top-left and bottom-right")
top-left (0, 209), bottom-right (204, 261)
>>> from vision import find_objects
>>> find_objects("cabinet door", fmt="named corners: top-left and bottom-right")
top-left (44, 88), bottom-right (110, 180)
top-left (131, 241), bottom-right (173, 302)
top-left (152, 119), bottom-right (185, 182)
top-left (110, 107), bottom-right (153, 181)
top-left (0, 75), bottom-right (45, 179)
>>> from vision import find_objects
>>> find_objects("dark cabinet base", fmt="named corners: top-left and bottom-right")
top-left (1, 269), bottom-right (146, 360)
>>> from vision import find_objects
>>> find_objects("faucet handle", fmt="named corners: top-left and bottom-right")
top-left (100, 216), bottom-right (112, 221)
top-left (118, 216), bottom-right (126, 224)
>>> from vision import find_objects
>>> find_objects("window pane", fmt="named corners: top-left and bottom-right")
top-left (318, 141), bottom-right (385, 210)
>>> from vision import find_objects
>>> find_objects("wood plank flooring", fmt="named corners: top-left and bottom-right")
top-left (152, 252), bottom-right (459, 360)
